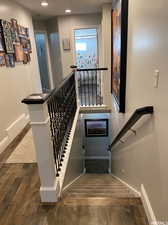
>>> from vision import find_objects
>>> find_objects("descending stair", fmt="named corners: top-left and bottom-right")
top-left (59, 174), bottom-right (148, 225)
top-left (62, 174), bottom-right (139, 199)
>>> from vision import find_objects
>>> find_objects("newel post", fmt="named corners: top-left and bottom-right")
top-left (22, 93), bottom-right (60, 202)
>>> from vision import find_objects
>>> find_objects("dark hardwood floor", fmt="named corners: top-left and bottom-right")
top-left (0, 125), bottom-right (149, 225)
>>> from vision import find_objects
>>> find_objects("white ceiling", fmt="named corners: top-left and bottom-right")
top-left (15, 0), bottom-right (112, 19)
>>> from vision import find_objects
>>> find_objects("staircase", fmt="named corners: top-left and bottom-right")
top-left (62, 174), bottom-right (138, 199)
top-left (56, 174), bottom-right (149, 225)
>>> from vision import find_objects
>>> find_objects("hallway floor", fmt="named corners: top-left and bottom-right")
top-left (0, 126), bottom-right (149, 225)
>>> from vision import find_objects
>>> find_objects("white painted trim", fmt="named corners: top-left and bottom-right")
top-left (40, 179), bottom-right (60, 202)
top-left (35, 31), bottom-right (54, 90)
top-left (141, 184), bottom-right (158, 225)
top-left (111, 174), bottom-right (141, 197)
top-left (83, 167), bottom-right (86, 174)
top-left (0, 136), bottom-right (9, 154)
top-left (58, 107), bottom-right (80, 193)
top-left (0, 114), bottom-right (29, 155)
top-left (30, 117), bottom-right (50, 125)
top-left (80, 105), bottom-right (111, 113)
top-left (6, 114), bottom-right (30, 143)
top-left (71, 25), bottom-right (101, 66)
top-left (62, 173), bottom-right (84, 193)
top-left (85, 156), bottom-right (109, 159)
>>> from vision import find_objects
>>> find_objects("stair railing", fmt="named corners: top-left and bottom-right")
top-left (108, 106), bottom-right (154, 151)
top-left (22, 71), bottom-right (77, 202)
top-left (73, 66), bottom-right (108, 107)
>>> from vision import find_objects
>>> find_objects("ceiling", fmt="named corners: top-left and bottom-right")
top-left (15, 0), bottom-right (112, 19)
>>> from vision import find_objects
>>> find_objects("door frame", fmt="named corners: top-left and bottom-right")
top-left (72, 25), bottom-right (101, 68)
top-left (35, 31), bottom-right (54, 90)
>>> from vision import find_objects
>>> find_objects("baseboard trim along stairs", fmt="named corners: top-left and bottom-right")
top-left (110, 173), bottom-right (157, 225)
top-left (141, 184), bottom-right (158, 225)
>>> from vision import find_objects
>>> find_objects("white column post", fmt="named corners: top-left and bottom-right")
top-left (22, 94), bottom-right (60, 203)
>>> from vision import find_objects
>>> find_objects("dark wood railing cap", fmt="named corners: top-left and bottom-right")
top-left (22, 71), bottom-right (75, 105)
top-left (22, 93), bottom-right (50, 104)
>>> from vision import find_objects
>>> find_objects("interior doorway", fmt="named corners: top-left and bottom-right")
top-left (82, 113), bottom-right (111, 174)
top-left (74, 28), bottom-right (98, 69)
top-left (35, 33), bottom-right (50, 92)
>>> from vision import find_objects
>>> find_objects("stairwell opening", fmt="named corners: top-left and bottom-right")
top-left (81, 113), bottom-right (111, 174)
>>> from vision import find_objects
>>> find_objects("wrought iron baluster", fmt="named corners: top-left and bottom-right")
top-left (47, 72), bottom-right (77, 177)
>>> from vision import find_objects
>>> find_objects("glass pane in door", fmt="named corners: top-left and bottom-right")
top-left (74, 28), bottom-right (98, 69)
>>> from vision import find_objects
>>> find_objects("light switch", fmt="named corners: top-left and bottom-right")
top-left (154, 70), bottom-right (159, 88)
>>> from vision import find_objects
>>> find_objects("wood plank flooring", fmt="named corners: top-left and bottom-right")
top-left (0, 126), bottom-right (149, 225)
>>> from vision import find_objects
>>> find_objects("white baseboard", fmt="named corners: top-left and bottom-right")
top-left (62, 172), bottom-right (84, 193)
top-left (40, 179), bottom-right (60, 202)
top-left (6, 113), bottom-right (29, 142)
top-left (0, 113), bottom-right (30, 154)
top-left (58, 107), bottom-right (80, 192)
top-left (0, 136), bottom-right (9, 154)
top-left (141, 184), bottom-right (157, 225)
top-left (111, 174), bottom-right (141, 197)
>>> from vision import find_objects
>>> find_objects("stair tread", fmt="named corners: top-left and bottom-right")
top-left (62, 174), bottom-right (138, 199)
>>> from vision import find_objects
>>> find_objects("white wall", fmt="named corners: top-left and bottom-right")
top-left (0, 0), bottom-right (41, 152)
top-left (57, 13), bottom-right (102, 78)
top-left (63, 114), bottom-right (84, 188)
top-left (111, 0), bottom-right (168, 220)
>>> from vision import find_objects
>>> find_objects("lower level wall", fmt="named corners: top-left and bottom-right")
top-left (110, 107), bottom-right (167, 221)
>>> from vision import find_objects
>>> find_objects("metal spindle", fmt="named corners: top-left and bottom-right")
top-left (47, 72), bottom-right (77, 177)
top-left (91, 70), bottom-right (94, 106)
top-left (95, 70), bottom-right (98, 105)
top-left (84, 71), bottom-right (87, 106)
top-left (87, 71), bottom-right (90, 106)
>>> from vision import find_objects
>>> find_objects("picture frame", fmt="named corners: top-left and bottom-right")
top-left (0, 31), bottom-right (5, 52)
top-left (11, 18), bottom-right (20, 43)
top-left (85, 119), bottom-right (108, 137)
top-left (5, 54), bottom-right (10, 67)
top-left (0, 17), bottom-right (32, 69)
top-left (5, 54), bottom-right (15, 67)
top-left (14, 43), bottom-right (24, 62)
top-left (23, 53), bottom-right (28, 64)
top-left (111, 0), bottom-right (129, 113)
top-left (0, 20), bottom-right (14, 54)
top-left (0, 53), bottom-right (6, 66)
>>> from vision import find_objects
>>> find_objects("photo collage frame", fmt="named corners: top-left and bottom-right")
top-left (0, 18), bottom-right (32, 67)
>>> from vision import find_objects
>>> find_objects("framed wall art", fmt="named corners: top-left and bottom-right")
top-left (85, 119), bottom-right (109, 137)
top-left (0, 31), bottom-right (5, 52)
top-left (0, 53), bottom-right (6, 66)
top-left (11, 18), bottom-right (20, 44)
top-left (5, 54), bottom-right (15, 67)
top-left (14, 43), bottom-right (24, 62)
top-left (0, 20), bottom-right (14, 54)
top-left (0, 17), bottom-right (32, 68)
top-left (111, 0), bottom-right (129, 113)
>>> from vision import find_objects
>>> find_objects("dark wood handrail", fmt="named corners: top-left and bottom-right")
top-left (22, 72), bottom-right (74, 105)
top-left (108, 106), bottom-right (154, 151)
top-left (77, 68), bottom-right (108, 71)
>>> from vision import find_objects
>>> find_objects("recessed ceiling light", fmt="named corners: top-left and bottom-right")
top-left (41, 1), bottom-right (48, 7)
top-left (65, 9), bottom-right (71, 14)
